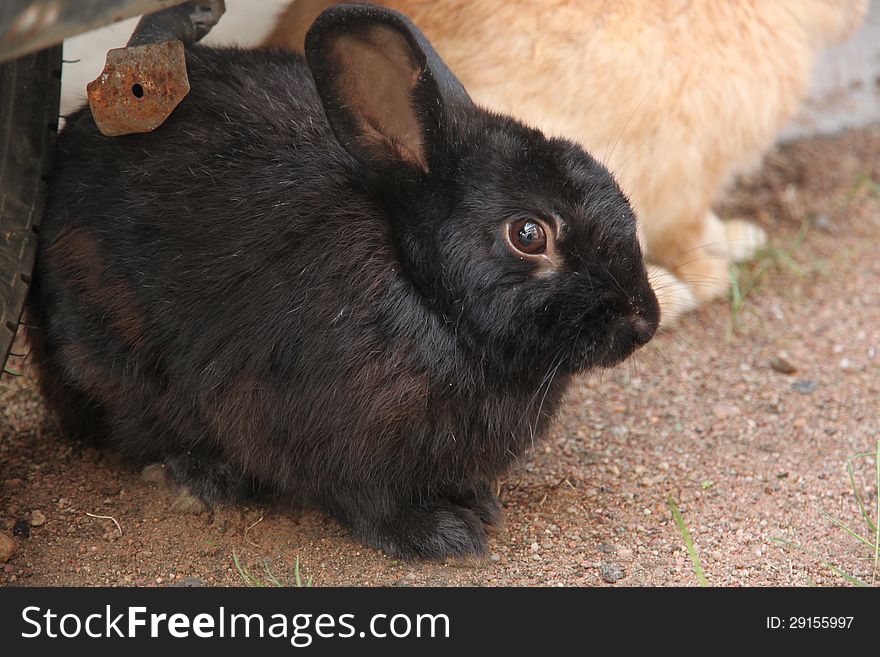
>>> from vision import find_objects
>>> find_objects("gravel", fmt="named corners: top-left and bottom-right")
top-left (769, 356), bottom-right (797, 375)
top-left (599, 563), bottom-right (625, 583)
top-left (791, 380), bottom-right (820, 395)
top-left (0, 533), bottom-right (13, 563)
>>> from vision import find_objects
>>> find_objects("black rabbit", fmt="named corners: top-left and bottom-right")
top-left (26, 3), bottom-right (659, 559)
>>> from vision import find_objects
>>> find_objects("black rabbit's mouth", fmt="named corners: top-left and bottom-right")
top-left (593, 312), bottom-right (658, 367)
top-left (560, 305), bottom-right (658, 373)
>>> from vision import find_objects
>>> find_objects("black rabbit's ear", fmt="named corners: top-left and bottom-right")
top-left (305, 3), bottom-right (472, 173)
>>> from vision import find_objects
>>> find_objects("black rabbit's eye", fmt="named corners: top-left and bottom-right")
top-left (508, 219), bottom-right (547, 255)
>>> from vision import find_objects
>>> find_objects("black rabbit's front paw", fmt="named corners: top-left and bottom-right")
top-left (447, 483), bottom-right (501, 526)
top-left (359, 501), bottom-right (489, 560)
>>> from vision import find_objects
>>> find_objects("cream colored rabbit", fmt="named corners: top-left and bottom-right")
top-left (266, 0), bottom-right (867, 326)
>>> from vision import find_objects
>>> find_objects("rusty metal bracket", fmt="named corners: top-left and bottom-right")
top-left (87, 0), bottom-right (224, 137)
top-left (87, 40), bottom-right (189, 136)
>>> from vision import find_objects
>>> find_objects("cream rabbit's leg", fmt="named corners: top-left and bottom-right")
top-left (704, 211), bottom-right (767, 262)
top-left (640, 192), bottom-right (733, 306)
top-left (647, 264), bottom-right (698, 329)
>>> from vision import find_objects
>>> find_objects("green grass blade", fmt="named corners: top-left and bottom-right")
top-left (293, 556), bottom-right (313, 587)
top-left (233, 552), bottom-right (312, 587)
top-left (825, 563), bottom-right (868, 587)
top-left (874, 440), bottom-right (880, 582)
top-left (813, 506), bottom-right (876, 550)
top-left (233, 550), bottom-right (264, 587)
top-left (771, 248), bottom-right (805, 276)
top-left (667, 496), bottom-right (708, 587)
top-left (770, 537), bottom-right (868, 587)
top-left (847, 455), bottom-right (877, 535)
top-left (263, 564), bottom-right (284, 588)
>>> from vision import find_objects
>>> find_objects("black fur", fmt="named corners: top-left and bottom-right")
top-left (26, 4), bottom-right (658, 559)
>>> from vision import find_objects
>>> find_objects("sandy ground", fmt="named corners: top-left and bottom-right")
top-left (1, 126), bottom-right (878, 588)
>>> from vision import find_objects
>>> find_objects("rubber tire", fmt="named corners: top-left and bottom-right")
top-left (0, 46), bottom-right (62, 374)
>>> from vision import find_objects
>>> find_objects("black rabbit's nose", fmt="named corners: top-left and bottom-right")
top-left (629, 314), bottom-right (656, 346)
